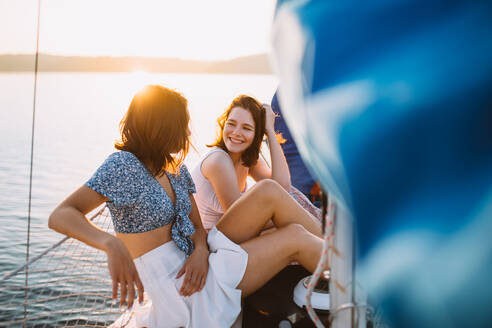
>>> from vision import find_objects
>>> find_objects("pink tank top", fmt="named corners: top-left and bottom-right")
top-left (191, 148), bottom-right (248, 231)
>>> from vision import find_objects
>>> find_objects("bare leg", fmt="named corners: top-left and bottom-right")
top-left (237, 224), bottom-right (325, 297)
top-left (216, 179), bottom-right (322, 244)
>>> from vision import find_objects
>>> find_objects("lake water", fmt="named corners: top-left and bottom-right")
top-left (0, 72), bottom-right (278, 326)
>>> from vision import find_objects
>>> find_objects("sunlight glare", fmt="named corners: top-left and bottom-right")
top-left (127, 70), bottom-right (155, 95)
top-left (1, 0), bottom-right (277, 60)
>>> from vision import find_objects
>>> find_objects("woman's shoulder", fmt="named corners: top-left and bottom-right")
top-left (110, 150), bottom-right (138, 162)
top-left (201, 149), bottom-right (233, 172)
top-left (86, 151), bottom-right (145, 204)
top-left (105, 151), bottom-right (142, 168)
top-left (202, 148), bottom-right (231, 163)
top-left (176, 164), bottom-right (196, 193)
top-left (178, 163), bottom-right (192, 176)
top-left (95, 151), bottom-right (145, 180)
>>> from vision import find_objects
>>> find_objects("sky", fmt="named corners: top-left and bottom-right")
top-left (0, 0), bottom-right (277, 60)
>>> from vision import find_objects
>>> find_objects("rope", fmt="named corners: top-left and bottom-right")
top-left (304, 192), bottom-right (334, 328)
top-left (24, 0), bottom-right (42, 325)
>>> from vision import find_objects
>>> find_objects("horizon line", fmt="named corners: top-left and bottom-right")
top-left (0, 52), bottom-right (269, 62)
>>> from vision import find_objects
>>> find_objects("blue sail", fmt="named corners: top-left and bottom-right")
top-left (272, 0), bottom-right (492, 327)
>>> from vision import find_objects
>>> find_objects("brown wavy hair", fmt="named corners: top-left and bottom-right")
top-left (115, 85), bottom-right (190, 176)
top-left (207, 95), bottom-right (265, 167)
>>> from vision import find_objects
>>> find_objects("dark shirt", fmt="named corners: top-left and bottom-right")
top-left (271, 91), bottom-right (316, 196)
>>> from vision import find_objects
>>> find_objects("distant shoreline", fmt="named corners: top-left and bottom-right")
top-left (0, 53), bottom-right (272, 74)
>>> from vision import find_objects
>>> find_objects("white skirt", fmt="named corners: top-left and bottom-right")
top-left (110, 227), bottom-right (248, 328)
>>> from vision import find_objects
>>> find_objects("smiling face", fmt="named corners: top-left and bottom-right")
top-left (223, 106), bottom-right (256, 154)
top-left (207, 95), bottom-right (265, 167)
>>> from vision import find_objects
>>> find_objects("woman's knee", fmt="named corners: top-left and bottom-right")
top-left (277, 224), bottom-right (309, 249)
top-left (277, 224), bottom-right (309, 261)
top-left (252, 179), bottom-right (283, 201)
top-left (284, 223), bottom-right (308, 238)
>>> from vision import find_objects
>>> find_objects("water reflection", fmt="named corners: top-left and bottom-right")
top-left (0, 71), bottom-right (277, 323)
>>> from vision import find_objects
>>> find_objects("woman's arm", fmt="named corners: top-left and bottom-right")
top-left (249, 104), bottom-right (291, 191)
top-left (201, 151), bottom-right (242, 211)
top-left (48, 186), bottom-right (144, 308)
top-left (176, 194), bottom-right (210, 296)
top-left (188, 194), bottom-right (208, 250)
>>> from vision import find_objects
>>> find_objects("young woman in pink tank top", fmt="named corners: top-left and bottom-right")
top-left (191, 95), bottom-right (320, 231)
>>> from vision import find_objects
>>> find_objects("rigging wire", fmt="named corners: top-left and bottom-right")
top-left (24, 0), bottom-right (42, 325)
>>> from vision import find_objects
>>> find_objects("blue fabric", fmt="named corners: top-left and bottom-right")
top-left (271, 91), bottom-right (315, 196)
top-left (273, 0), bottom-right (492, 327)
top-left (86, 151), bottom-right (196, 255)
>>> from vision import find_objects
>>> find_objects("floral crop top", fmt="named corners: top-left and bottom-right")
top-left (85, 151), bottom-right (196, 255)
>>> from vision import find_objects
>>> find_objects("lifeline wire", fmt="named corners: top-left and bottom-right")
top-left (24, 0), bottom-right (42, 325)
top-left (1, 207), bottom-right (107, 283)
top-left (0, 207), bottom-right (123, 327)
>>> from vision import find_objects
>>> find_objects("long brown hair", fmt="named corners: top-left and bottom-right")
top-left (208, 95), bottom-right (265, 167)
top-left (115, 85), bottom-right (190, 176)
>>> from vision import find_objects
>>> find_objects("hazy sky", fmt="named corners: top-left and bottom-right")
top-left (0, 0), bottom-right (277, 60)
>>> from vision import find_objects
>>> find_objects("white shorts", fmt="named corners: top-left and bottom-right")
top-left (110, 226), bottom-right (248, 328)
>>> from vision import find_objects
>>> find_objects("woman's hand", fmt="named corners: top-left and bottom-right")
top-left (263, 103), bottom-right (277, 135)
top-left (176, 245), bottom-right (210, 296)
top-left (105, 237), bottom-right (145, 308)
top-left (48, 187), bottom-right (145, 309)
top-left (249, 104), bottom-right (292, 191)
